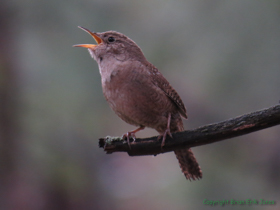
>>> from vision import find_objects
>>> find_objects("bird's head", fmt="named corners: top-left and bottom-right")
top-left (73, 26), bottom-right (146, 64)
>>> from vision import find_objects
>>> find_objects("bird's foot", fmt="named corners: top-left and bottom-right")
top-left (122, 126), bottom-right (145, 149)
top-left (157, 128), bottom-right (173, 148)
top-left (122, 132), bottom-right (136, 149)
top-left (158, 113), bottom-right (173, 149)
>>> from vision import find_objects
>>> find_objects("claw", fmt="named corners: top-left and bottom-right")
top-left (122, 126), bottom-right (145, 149)
top-left (158, 113), bottom-right (173, 148)
top-left (122, 132), bottom-right (136, 149)
top-left (161, 128), bottom-right (173, 147)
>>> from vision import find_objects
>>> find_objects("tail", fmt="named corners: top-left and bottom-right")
top-left (174, 149), bottom-right (202, 180)
top-left (173, 118), bottom-right (202, 180)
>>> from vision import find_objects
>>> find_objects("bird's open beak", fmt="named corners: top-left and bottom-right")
top-left (73, 26), bottom-right (103, 49)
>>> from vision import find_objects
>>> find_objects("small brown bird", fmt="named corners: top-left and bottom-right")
top-left (74, 26), bottom-right (202, 180)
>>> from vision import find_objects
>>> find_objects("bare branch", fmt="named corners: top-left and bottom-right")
top-left (99, 104), bottom-right (280, 156)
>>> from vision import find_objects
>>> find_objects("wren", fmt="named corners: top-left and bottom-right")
top-left (74, 26), bottom-right (202, 180)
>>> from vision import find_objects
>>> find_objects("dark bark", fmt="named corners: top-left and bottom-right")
top-left (99, 104), bottom-right (280, 156)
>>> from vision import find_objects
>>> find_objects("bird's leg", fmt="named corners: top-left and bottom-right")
top-left (157, 113), bottom-right (173, 148)
top-left (122, 126), bottom-right (145, 149)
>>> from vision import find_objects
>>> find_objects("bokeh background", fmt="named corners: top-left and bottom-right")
top-left (1, 0), bottom-right (280, 209)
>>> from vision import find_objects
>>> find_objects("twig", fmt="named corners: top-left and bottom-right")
top-left (99, 104), bottom-right (280, 156)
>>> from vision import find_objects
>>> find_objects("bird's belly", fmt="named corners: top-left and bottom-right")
top-left (103, 79), bottom-right (177, 130)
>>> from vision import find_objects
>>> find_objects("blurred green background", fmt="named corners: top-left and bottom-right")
top-left (1, 0), bottom-right (280, 209)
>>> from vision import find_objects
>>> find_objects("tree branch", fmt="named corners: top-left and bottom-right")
top-left (99, 104), bottom-right (280, 156)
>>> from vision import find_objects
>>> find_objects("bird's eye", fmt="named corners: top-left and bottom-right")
top-left (108, 37), bottom-right (115, 43)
